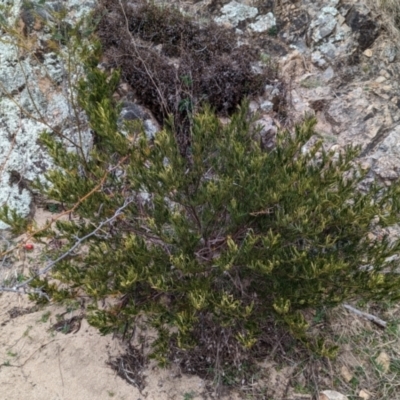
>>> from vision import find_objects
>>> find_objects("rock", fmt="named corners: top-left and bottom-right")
top-left (119, 102), bottom-right (149, 121)
top-left (214, 1), bottom-right (258, 28)
top-left (375, 76), bottom-right (387, 83)
top-left (260, 100), bottom-right (274, 112)
top-left (319, 390), bottom-right (348, 400)
top-left (310, 7), bottom-right (338, 42)
top-left (312, 51), bottom-right (328, 68)
top-left (249, 13), bottom-right (276, 33)
top-left (375, 351), bottom-right (391, 373)
top-left (249, 100), bottom-right (259, 114)
top-left (345, 6), bottom-right (379, 51)
top-left (384, 46), bottom-right (397, 62)
top-left (143, 120), bottom-right (159, 140)
top-left (118, 101), bottom-right (160, 140)
top-left (254, 116), bottom-right (277, 150)
top-left (318, 42), bottom-right (338, 60)
top-left (322, 66), bottom-right (335, 82)
top-left (0, 0), bottom-right (96, 228)
top-left (363, 49), bottom-right (373, 57)
top-left (340, 365), bottom-right (353, 382)
top-left (370, 127), bottom-right (400, 180)
top-left (358, 389), bottom-right (372, 400)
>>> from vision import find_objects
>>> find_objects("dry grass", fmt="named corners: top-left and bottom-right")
top-left (329, 302), bottom-right (400, 400)
top-left (190, 302), bottom-right (400, 399)
top-left (367, 0), bottom-right (400, 50)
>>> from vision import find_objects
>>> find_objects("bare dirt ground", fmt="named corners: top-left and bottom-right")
top-left (0, 293), bottom-right (225, 400)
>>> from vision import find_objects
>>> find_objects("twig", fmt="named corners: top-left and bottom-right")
top-left (57, 343), bottom-right (64, 389)
top-left (0, 197), bottom-right (134, 296)
top-left (0, 155), bottom-right (128, 262)
top-left (343, 303), bottom-right (387, 328)
top-left (117, 0), bottom-right (171, 116)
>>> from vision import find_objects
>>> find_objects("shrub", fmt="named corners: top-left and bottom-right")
top-left (23, 47), bottom-right (400, 369)
top-left (3, 0), bottom-right (400, 379)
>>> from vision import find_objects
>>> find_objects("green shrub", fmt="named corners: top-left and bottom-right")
top-left (24, 50), bottom-right (400, 367)
top-left (1, 1), bottom-right (398, 373)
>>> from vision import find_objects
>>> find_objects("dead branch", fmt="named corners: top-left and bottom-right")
top-left (0, 197), bottom-right (134, 297)
top-left (343, 303), bottom-right (387, 328)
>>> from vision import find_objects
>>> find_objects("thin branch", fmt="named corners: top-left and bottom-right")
top-left (117, 0), bottom-right (171, 116)
top-left (0, 197), bottom-right (134, 296)
top-left (0, 155), bottom-right (128, 261)
top-left (343, 303), bottom-right (387, 328)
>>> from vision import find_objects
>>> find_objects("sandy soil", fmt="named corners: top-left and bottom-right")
top-left (0, 293), bottom-right (223, 400)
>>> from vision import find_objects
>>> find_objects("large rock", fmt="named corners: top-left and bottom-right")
top-left (0, 0), bottom-right (96, 229)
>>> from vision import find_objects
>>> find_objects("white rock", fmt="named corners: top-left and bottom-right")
top-left (319, 390), bottom-right (348, 400)
top-left (143, 119), bottom-right (160, 140)
top-left (359, 389), bottom-right (372, 400)
top-left (375, 76), bottom-right (387, 83)
top-left (249, 13), bottom-right (276, 32)
top-left (214, 1), bottom-right (258, 27)
top-left (259, 101), bottom-right (274, 112)
top-left (363, 49), bottom-right (373, 57)
top-left (311, 51), bottom-right (328, 68)
top-left (322, 66), bottom-right (335, 82)
top-left (0, 0), bottom-right (97, 229)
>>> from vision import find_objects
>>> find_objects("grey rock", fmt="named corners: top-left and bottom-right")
top-left (385, 46), bottom-right (397, 63)
top-left (345, 6), bottom-right (379, 51)
top-left (320, 390), bottom-right (348, 400)
top-left (321, 66), bottom-right (335, 82)
top-left (120, 102), bottom-right (149, 121)
top-left (214, 1), bottom-right (258, 27)
top-left (0, 0), bottom-right (96, 228)
top-left (254, 116), bottom-right (277, 150)
top-left (318, 42), bottom-right (338, 59)
top-left (311, 7), bottom-right (338, 42)
top-left (249, 13), bottom-right (276, 33)
top-left (311, 51), bottom-right (328, 68)
top-left (143, 120), bottom-right (159, 140)
top-left (370, 127), bottom-right (400, 180)
top-left (259, 100), bottom-right (274, 112)
top-left (43, 53), bottom-right (64, 84)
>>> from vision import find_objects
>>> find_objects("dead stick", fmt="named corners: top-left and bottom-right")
top-left (343, 304), bottom-right (387, 328)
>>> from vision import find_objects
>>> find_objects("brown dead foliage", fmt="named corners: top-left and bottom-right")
top-left (93, 0), bottom-right (278, 156)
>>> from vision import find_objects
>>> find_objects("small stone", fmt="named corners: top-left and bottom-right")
top-left (375, 351), bottom-right (390, 373)
top-left (340, 365), bottom-right (353, 382)
top-left (322, 66), bottom-right (335, 82)
top-left (249, 101), bottom-right (259, 113)
top-left (379, 69), bottom-right (390, 78)
top-left (214, 1), bottom-right (258, 27)
top-left (319, 390), bottom-right (348, 400)
top-left (363, 49), bottom-right (373, 57)
top-left (367, 232), bottom-right (376, 241)
top-left (359, 389), bottom-right (372, 400)
top-left (385, 46), bottom-right (396, 62)
top-left (375, 76), bottom-right (387, 83)
top-left (249, 12), bottom-right (276, 33)
top-left (260, 100), bottom-right (274, 112)
top-left (312, 51), bottom-right (327, 68)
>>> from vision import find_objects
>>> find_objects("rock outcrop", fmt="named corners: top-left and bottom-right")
top-left (1, 0), bottom-right (400, 227)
